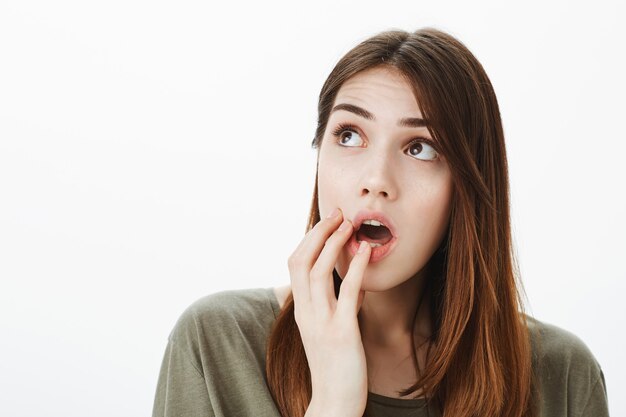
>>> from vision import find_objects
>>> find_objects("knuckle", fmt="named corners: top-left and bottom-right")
top-left (324, 233), bottom-right (340, 247)
top-left (309, 262), bottom-right (328, 281)
top-left (339, 278), bottom-right (356, 292)
top-left (309, 264), bottom-right (324, 281)
top-left (322, 215), bottom-right (339, 225)
top-left (338, 278), bottom-right (351, 291)
top-left (333, 223), bottom-right (352, 238)
top-left (287, 254), bottom-right (302, 270)
top-left (317, 215), bottom-right (341, 231)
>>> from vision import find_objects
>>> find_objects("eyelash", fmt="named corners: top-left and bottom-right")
top-left (330, 122), bottom-right (440, 160)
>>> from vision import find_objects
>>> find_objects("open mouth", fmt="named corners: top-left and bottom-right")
top-left (355, 222), bottom-right (394, 247)
top-left (349, 220), bottom-right (397, 263)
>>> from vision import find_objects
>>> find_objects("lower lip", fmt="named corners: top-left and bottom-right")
top-left (347, 232), bottom-right (397, 263)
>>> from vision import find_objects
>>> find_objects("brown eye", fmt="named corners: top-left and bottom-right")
top-left (336, 129), bottom-right (363, 146)
top-left (409, 142), bottom-right (423, 156)
top-left (407, 140), bottom-right (438, 161)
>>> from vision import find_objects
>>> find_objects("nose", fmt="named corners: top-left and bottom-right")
top-left (359, 153), bottom-right (398, 201)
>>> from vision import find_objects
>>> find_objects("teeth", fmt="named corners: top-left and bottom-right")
top-left (357, 240), bottom-right (383, 248)
top-left (363, 219), bottom-right (384, 227)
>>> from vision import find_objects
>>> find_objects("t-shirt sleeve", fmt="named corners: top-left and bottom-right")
top-left (152, 296), bottom-right (220, 417)
top-left (579, 369), bottom-right (609, 417)
top-left (152, 338), bottom-right (214, 417)
top-left (151, 288), bottom-right (282, 417)
top-left (529, 318), bottom-right (610, 417)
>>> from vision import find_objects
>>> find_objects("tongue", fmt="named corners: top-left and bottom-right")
top-left (356, 224), bottom-right (393, 245)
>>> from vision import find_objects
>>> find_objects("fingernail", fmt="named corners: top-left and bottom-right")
top-left (338, 219), bottom-right (352, 232)
top-left (358, 241), bottom-right (369, 253)
top-left (326, 208), bottom-right (340, 219)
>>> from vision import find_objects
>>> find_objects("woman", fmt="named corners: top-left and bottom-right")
top-left (152, 28), bottom-right (609, 417)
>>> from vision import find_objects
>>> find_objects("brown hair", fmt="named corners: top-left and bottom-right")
top-left (265, 27), bottom-right (535, 417)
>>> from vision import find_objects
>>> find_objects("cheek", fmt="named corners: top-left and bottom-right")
top-left (406, 178), bottom-right (453, 240)
top-left (429, 179), bottom-right (453, 216)
top-left (316, 157), bottom-right (350, 217)
top-left (424, 184), bottom-right (453, 242)
top-left (316, 169), bottom-right (338, 219)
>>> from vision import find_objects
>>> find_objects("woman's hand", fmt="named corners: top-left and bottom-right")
top-left (288, 208), bottom-right (371, 417)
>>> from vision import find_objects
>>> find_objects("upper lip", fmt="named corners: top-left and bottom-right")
top-left (352, 209), bottom-right (397, 238)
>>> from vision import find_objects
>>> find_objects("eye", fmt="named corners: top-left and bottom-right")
top-left (332, 123), bottom-right (363, 147)
top-left (331, 122), bottom-right (440, 162)
top-left (407, 139), bottom-right (439, 161)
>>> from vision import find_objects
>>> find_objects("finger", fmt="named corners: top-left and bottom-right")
top-left (289, 208), bottom-right (344, 307)
top-left (336, 240), bottom-right (371, 319)
top-left (309, 218), bottom-right (354, 315)
top-left (289, 263), bottom-right (309, 313)
top-left (297, 208), bottom-right (345, 268)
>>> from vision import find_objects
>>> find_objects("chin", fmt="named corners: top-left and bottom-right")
top-left (359, 277), bottom-right (395, 292)
top-left (334, 262), bottom-right (403, 293)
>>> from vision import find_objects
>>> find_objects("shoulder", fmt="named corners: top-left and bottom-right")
top-left (155, 288), bottom-right (286, 415)
top-left (526, 316), bottom-right (601, 374)
top-left (167, 287), bottom-right (278, 360)
top-left (526, 316), bottom-right (609, 416)
top-left (175, 287), bottom-right (276, 328)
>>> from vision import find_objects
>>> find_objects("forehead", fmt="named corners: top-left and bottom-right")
top-left (334, 66), bottom-right (423, 117)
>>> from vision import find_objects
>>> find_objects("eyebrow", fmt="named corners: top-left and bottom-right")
top-left (330, 103), bottom-right (430, 128)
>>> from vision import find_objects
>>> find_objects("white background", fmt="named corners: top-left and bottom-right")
top-left (1, 0), bottom-right (624, 416)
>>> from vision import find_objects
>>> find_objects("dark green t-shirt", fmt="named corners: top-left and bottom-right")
top-left (152, 287), bottom-right (609, 417)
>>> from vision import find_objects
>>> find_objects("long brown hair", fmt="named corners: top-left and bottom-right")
top-left (265, 28), bottom-right (535, 417)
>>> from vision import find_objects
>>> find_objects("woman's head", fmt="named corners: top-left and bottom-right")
top-left (316, 65), bottom-right (454, 292)
top-left (310, 28), bottom-right (508, 293)
top-left (268, 28), bottom-right (533, 417)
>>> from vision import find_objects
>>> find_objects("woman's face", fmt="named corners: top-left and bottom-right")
top-left (317, 66), bottom-right (453, 291)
